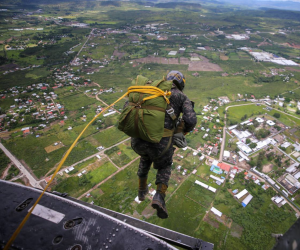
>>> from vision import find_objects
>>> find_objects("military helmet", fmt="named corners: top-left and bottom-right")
top-left (166, 70), bottom-right (186, 91)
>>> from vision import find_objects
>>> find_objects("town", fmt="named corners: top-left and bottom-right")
top-left (1, 1), bottom-right (300, 249)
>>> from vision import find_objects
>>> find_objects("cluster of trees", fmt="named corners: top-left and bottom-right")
top-left (0, 150), bottom-right (10, 174)
top-left (5, 165), bottom-right (20, 180)
top-left (255, 128), bottom-right (270, 139)
top-left (78, 174), bottom-right (91, 187)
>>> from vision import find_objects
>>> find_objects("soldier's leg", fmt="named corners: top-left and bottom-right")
top-left (136, 157), bottom-right (152, 201)
top-left (151, 146), bottom-right (174, 219)
top-left (131, 138), bottom-right (152, 178)
top-left (137, 157), bottom-right (152, 179)
top-left (153, 145), bottom-right (174, 186)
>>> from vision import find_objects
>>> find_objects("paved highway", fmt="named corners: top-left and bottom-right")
top-left (0, 143), bottom-right (43, 189)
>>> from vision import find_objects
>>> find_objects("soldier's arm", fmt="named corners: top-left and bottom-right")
top-left (181, 96), bottom-right (197, 133)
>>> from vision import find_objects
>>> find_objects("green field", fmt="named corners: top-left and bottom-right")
top-left (186, 181), bottom-right (216, 208)
top-left (91, 126), bottom-right (129, 148)
top-left (105, 140), bottom-right (138, 167)
top-left (53, 159), bottom-right (117, 198)
top-left (226, 104), bottom-right (300, 127)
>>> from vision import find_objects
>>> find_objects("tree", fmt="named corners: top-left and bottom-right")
top-left (248, 125), bottom-right (255, 133)
top-left (253, 120), bottom-right (259, 128)
top-left (249, 143), bottom-right (257, 149)
top-left (274, 113), bottom-right (280, 118)
top-left (246, 138), bottom-right (251, 144)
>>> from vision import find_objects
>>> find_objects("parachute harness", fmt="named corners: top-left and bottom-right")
top-left (4, 85), bottom-right (171, 250)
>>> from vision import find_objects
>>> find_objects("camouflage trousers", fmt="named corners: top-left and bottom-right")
top-left (131, 137), bottom-right (175, 187)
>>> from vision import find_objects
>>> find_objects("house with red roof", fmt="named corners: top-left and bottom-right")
top-left (23, 129), bottom-right (30, 135)
top-left (217, 162), bottom-right (231, 172)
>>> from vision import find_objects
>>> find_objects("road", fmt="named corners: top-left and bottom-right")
top-left (0, 143), bottom-right (43, 189)
top-left (219, 103), bottom-right (256, 162)
top-left (261, 103), bottom-right (300, 122)
top-left (71, 28), bottom-right (95, 65)
top-left (96, 93), bottom-right (121, 114)
top-left (276, 146), bottom-right (297, 162)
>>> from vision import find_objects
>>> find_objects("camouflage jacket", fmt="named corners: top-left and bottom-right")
top-left (165, 86), bottom-right (197, 133)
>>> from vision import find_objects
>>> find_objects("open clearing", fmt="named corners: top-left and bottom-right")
top-left (133, 56), bottom-right (223, 71)
top-left (44, 142), bottom-right (64, 153)
top-left (262, 164), bottom-right (273, 173)
top-left (220, 53), bottom-right (229, 60)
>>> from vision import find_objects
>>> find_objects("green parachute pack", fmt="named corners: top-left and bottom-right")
top-left (118, 75), bottom-right (176, 143)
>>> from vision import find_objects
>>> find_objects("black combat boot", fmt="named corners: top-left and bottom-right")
top-left (138, 177), bottom-right (148, 201)
top-left (151, 183), bottom-right (168, 219)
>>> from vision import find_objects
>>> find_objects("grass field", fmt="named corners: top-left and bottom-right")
top-left (213, 173), bottom-right (297, 250)
top-left (186, 181), bottom-right (216, 208)
top-left (226, 104), bottom-right (265, 124)
top-left (226, 104), bottom-right (300, 127)
top-left (105, 140), bottom-right (138, 167)
top-left (53, 159), bottom-right (117, 198)
top-left (59, 93), bottom-right (98, 111)
top-left (81, 160), bottom-right (157, 214)
top-left (91, 126), bottom-right (129, 148)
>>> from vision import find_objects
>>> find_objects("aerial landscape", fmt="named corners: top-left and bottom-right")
top-left (1, 0), bottom-right (300, 249)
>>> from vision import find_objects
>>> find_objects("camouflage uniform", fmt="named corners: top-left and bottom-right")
top-left (131, 85), bottom-right (197, 186)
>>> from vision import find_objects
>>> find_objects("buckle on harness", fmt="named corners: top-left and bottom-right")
top-left (166, 107), bottom-right (176, 120)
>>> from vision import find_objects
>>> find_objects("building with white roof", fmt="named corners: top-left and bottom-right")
top-left (211, 207), bottom-right (222, 217)
top-left (235, 189), bottom-right (248, 199)
top-left (208, 186), bottom-right (217, 193)
top-left (195, 180), bottom-right (208, 189)
top-left (266, 120), bottom-right (275, 126)
top-left (294, 172), bottom-right (300, 180)
top-left (168, 51), bottom-right (177, 56)
top-left (223, 150), bottom-right (230, 158)
top-left (293, 143), bottom-right (300, 152)
top-left (281, 142), bottom-right (291, 149)
top-left (255, 117), bottom-right (264, 123)
top-left (238, 151), bottom-right (250, 161)
top-left (286, 163), bottom-right (299, 174)
top-left (231, 129), bottom-right (252, 140)
top-left (242, 194), bottom-right (253, 207)
top-left (103, 111), bottom-right (116, 117)
top-left (255, 138), bottom-right (276, 150)
top-left (274, 196), bottom-right (284, 204)
top-left (212, 160), bottom-right (219, 166)
top-left (228, 125), bottom-right (238, 130)
top-left (237, 141), bottom-right (252, 154)
top-left (241, 120), bottom-right (251, 125)
top-left (285, 174), bottom-right (300, 188)
top-left (210, 174), bottom-right (225, 183)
